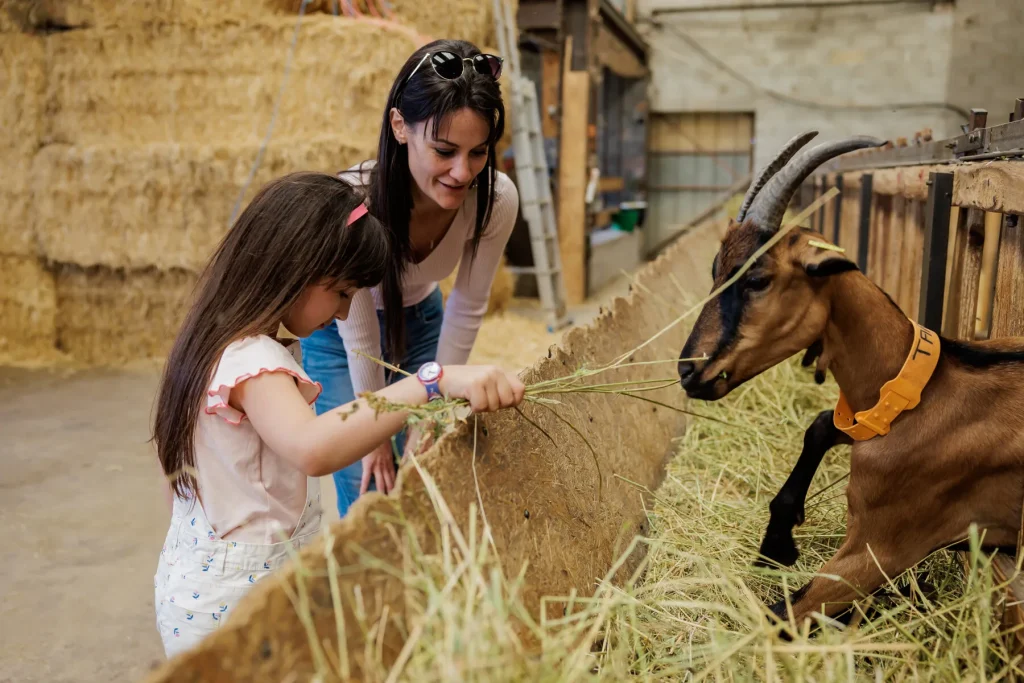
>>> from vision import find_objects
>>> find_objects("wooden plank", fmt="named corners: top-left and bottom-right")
top-left (884, 195), bottom-right (906, 308)
top-left (974, 213), bottom-right (1003, 340)
top-left (953, 162), bottom-right (1024, 217)
top-left (899, 199), bottom-right (925, 321)
top-left (868, 165), bottom-right (947, 201)
top-left (558, 43), bottom-right (590, 306)
top-left (839, 179), bottom-right (860, 258)
top-left (991, 215), bottom-right (1024, 338)
top-left (942, 207), bottom-right (986, 340)
top-left (868, 193), bottom-right (892, 288)
top-left (992, 555), bottom-right (1024, 654)
top-left (597, 176), bottom-right (625, 192)
top-left (541, 49), bottom-right (561, 139)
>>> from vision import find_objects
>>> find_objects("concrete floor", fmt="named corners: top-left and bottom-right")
top-left (0, 278), bottom-right (635, 682)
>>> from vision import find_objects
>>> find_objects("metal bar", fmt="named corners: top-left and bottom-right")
top-left (832, 174), bottom-right (844, 244)
top-left (858, 174), bottom-right (873, 273)
top-left (648, 0), bottom-right (933, 14)
top-left (815, 118), bottom-right (1024, 174)
top-left (918, 172), bottom-right (954, 331)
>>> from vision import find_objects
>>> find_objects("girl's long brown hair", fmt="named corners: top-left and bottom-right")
top-left (153, 172), bottom-right (389, 499)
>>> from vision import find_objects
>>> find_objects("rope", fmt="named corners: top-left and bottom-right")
top-left (227, 0), bottom-right (314, 228)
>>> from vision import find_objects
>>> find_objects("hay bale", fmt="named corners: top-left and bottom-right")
top-left (438, 255), bottom-right (514, 317)
top-left (380, 0), bottom-right (504, 50)
top-left (1, 31), bottom-right (45, 155)
top-left (45, 15), bottom-right (417, 147)
top-left (31, 136), bottom-right (374, 271)
top-left (54, 264), bottom-right (196, 365)
top-left (0, 154), bottom-right (38, 257)
top-left (4, 0), bottom-right (335, 30)
top-left (0, 254), bottom-right (57, 360)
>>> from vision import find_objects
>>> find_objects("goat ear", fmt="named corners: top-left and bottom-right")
top-left (797, 239), bottom-right (857, 278)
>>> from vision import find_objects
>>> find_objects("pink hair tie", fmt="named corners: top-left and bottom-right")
top-left (347, 202), bottom-right (369, 226)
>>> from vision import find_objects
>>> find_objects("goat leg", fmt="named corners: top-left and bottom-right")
top-left (756, 410), bottom-right (851, 567)
top-left (767, 529), bottom-right (929, 633)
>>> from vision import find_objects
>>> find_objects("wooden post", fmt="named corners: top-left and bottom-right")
top-left (943, 207), bottom-right (986, 340)
top-left (991, 214), bottom-right (1024, 339)
top-left (558, 37), bottom-right (590, 305)
top-left (857, 174), bottom-right (873, 274)
top-left (832, 174), bottom-right (843, 244)
top-left (974, 212), bottom-right (1003, 339)
top-left (918, 172), bottom-right (953, 332)
top-left (817, 176), bottom-right (827, 235)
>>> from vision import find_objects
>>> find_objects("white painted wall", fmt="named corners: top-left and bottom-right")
top-left (636, 0), bottom-right (968, 169)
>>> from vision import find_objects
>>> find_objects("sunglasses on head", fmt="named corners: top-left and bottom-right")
top-left (405, 51), bottom-right (504, 86)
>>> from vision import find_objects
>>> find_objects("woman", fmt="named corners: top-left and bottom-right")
top-left (299, 39), bottom-right (519, 518)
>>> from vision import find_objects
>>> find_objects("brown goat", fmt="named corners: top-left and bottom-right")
top-left (677, 132), bottom-right (1024, 629)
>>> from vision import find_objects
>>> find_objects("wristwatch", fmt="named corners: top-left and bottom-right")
top-left (417, 361), bottom-right (444, 401)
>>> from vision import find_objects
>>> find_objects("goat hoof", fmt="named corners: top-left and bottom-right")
top-left (756, 527), bottom-right (800, 567)
top-left (767, 600), bottom-right (796, 642)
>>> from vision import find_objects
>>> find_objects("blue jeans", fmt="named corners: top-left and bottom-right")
top-left (299, 286), bottom-right (444, 518)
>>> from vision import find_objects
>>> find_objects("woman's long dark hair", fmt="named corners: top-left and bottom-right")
top-left (366, 39), bottom-right (505, 361)
top-left (153, 172), bottom-right (390, 499)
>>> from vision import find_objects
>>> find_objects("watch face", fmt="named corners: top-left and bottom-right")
top-left (419, 362), bottom-right (441, 382)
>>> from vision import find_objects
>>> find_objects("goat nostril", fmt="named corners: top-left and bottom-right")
top-left (678, 361), bottom-right (695, 382)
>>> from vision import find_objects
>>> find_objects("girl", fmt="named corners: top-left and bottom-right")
top-left (299, 39), bottom-right (519, 517)
top-left (151, 171), bottom-right (524, 658)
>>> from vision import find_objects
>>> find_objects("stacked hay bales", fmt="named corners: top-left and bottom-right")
top-left (0, 14), bottom-right (55, 363)
top-left (2, 0), bottom-right (515, 366)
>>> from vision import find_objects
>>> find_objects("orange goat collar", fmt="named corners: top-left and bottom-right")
top-left (833, 321), bottom-right (940, 441)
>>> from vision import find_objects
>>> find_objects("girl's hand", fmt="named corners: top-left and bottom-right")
top-left (438, 365), bottom-right (525, 413)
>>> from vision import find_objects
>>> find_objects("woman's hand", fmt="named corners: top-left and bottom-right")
top-left (360, 442), bottom-right (396, 496)
top-left (438, 365), bottom-right (525, 413)
top-left (402, 424), bottom-right (435, 460)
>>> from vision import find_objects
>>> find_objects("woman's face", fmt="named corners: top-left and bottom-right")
top-left (392, 107), bottom-right (491, 212)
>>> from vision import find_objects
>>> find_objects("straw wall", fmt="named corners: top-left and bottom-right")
top-left (1, 32), bottom-right (45, 257)
top-left (45, 16), bottom-right (417, 147)
top-left (0, 255), bottom-right (57, 361)
top-left (54, 265), bottom-right (197, 365)
top-left (7, 0), bottom-right (502, 48)
top-left (2, 0), bottom-right (517, 367)
top-left (143, 218), bottom-right (726, 683)
top-left (32, 138), bottom-right (374, 271)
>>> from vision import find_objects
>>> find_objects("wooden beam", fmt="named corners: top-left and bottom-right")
top-left (541, 49), bottom-right (561, 139)
top-left (952, 162), bottom-right (1024, 216)
top-left (558, 38), bottom-right (591, 305)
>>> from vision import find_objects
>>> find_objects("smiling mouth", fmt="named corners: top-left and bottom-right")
top-left (439, 180), bottom-right (467, 191)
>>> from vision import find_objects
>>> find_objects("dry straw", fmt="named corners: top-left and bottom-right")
top-left (266, 189), bottom-right (1022, 680)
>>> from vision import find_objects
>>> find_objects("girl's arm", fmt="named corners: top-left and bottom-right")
top-left (435, 172), bottom-right (519, 366)
top-left (232, 364), bottom-right (524, 478)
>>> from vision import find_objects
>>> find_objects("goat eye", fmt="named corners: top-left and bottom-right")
top-left (745, 275), bottom-right (771, 292)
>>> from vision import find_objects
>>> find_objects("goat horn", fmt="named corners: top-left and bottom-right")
top-left (735, 131), bottom-right (819, 222)
top-left (745, 136), bottom-right (887, 233)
